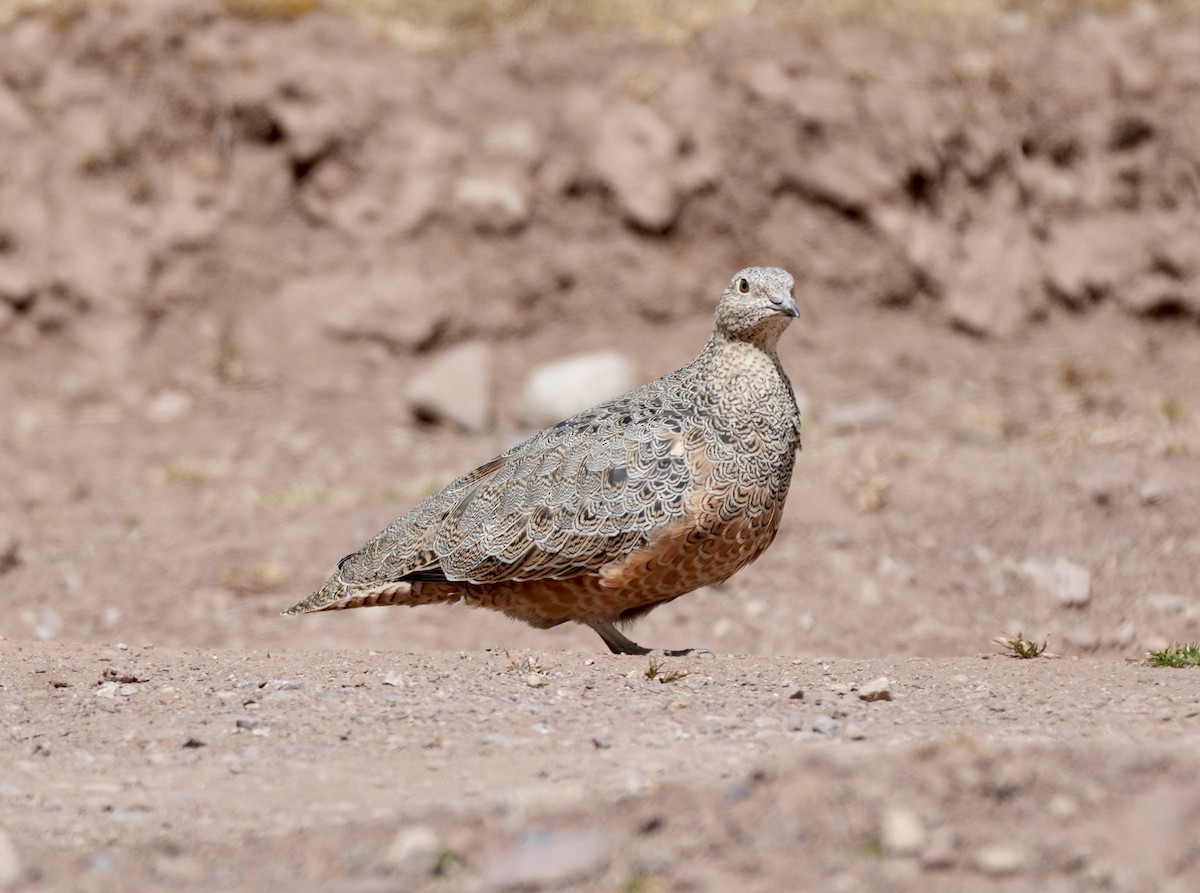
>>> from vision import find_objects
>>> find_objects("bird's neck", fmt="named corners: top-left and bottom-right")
top-left (708, 322), bottom-right (787, 357)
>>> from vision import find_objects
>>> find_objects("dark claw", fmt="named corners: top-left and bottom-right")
top-left (657, 647), bottom-right (716, 658)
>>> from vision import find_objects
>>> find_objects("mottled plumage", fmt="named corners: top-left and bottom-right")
top-left (284, 267), bottom-right (802, 655)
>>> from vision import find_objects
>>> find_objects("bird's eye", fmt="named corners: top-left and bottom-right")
top-left (737, 278), bottom-right (750, 294)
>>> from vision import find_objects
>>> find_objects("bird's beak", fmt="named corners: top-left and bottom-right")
top-left (775, 294), bottom-right (800, 318)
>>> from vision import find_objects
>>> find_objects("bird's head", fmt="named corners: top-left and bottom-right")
top-left (713, 266), bottom-right (799, 348)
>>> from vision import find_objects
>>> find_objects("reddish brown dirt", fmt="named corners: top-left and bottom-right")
top-left (1, 2), bottom-right (1199, 891)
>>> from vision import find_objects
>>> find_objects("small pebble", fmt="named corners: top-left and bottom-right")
top-left (86, 852), bottom-right (114, 874)
top-left (264, 678), bottom-right (304, 691)
top-left (406, 341), bottom-right (494, 433)
top-left (1052, 557), bottom-right (1092, 607)
top-left (1019, 556), bottom-right (1093, 607)
top-left (1146, 593), bottom-right (1188, 614)
top-left (145, 390), bottom-right (193, 422)
top-left (881, 806), bottom-right (927, 855)
top-left (1112, 622), bottom-right (1137, 648)
top-left (1048, 794), bottom-right (1079, 819)
top-left (812, 714), bottom-right (839, 736)
top-left (859, 677), bottom-right (893, 702)
top-left (974, 845), bottom-right (1026, 876)
top-left (384, 824), bottom-right (442, 874)
top-left (919, 828), bottom-right (958, 870)
top-left (485, 830), bottom-right (609, 890)
top-left (153, 853), bottom-right (206, 883)
top-left (0, 830), bottom-right (21, 889)
top-left (516, 352), bottom-right (638, 430)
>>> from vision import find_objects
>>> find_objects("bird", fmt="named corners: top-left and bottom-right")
top-left (284, 266), bottom-right (802, 655)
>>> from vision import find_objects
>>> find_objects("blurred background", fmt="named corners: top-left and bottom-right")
top-left (1, 0), bottom-right (1198, 657)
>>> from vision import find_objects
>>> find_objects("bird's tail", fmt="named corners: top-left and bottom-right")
top-left (281, 576), bottom-right (418, 615)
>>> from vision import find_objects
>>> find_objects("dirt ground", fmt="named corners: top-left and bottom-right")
top-left (1, 1), bottom-right (1199, 890)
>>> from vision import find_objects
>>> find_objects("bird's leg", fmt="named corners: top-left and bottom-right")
top-left (586, 620), bottom-right (713, 658)
top-left (587, 619), bottom-right (651, 655)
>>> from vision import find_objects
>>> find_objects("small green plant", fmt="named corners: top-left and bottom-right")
top-left (643, 658), bottom-right (688, 683)
top-left (1160, 395), bottom-right (1184, 422)
top-left (856, 838), bottom-right (887, 860)
top-left (433, 848), bottom-right (464, 876)
top-left (619, 872), bottom-right (658, 893)
top-left (1146, 642), bottom-right (1200, 668)
top-left (992, 631), bottom-right (1054, 659)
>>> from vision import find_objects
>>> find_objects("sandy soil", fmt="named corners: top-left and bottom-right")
top-left (1, 1), bottom-right (1199, 890)
top-left (4, 642), bottom-right (1200, 892)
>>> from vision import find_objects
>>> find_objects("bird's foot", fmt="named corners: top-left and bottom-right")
top-left (587, 620), bottom-right (715, 657)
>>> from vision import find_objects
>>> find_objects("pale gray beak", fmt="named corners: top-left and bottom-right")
top-left (772, 293), bottom-right (800, 318)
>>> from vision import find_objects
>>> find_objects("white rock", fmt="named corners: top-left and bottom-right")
top-left (1020, 556), bottom-right (1092, 607)
top-left (881, 806), bottom-right (927, 856)
top-left (1112, 622), bottom-right (1137, 648)
top-left (384, 824), bottom-right (441, 874)
top-left (1140, 480), bottom-right (1164, 504)
top-left (406, 341), bottom-right (494, 433)
top-left (1048, 794), bottom-right (1079, 819)
top-left (919, 827), bottom-right (958, 869)
top-left (481, 120), bottom-right (539, 162)
top-left (516, 351), bottom-right (638, 429)
top-left (1018, 559), bottom-right (1054, 590)
top-left (973, 845), bottom-right (1026, 876)
top-left (859, 676), bottom-right (893, 702)
top-left (452, 174), bottom-right (530, 233)
top-left (811, 714), bottom-right (839, 735)
top-left (0, 829), bottom-right (20, 889)
top-left (145, 390), bottom-right (194, 422)
top-left (485, 830), bottom-right (608, 890)
top-left (1052, 557), bottom-right (1092, 607)
top-left (1147, 593), bottom-right (1189, 614)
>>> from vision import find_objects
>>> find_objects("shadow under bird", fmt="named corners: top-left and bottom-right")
top-left (284, 267), bottom-right (802, 655)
